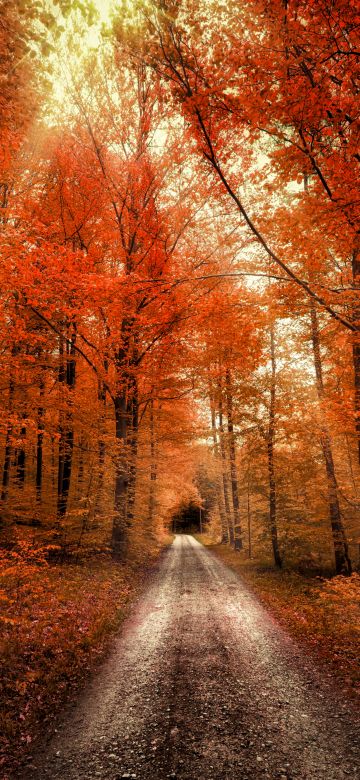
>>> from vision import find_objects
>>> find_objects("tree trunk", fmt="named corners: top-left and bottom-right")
top-left (310, 306), bottom-right (352, 575)
top-left (76, 439), bottom-right (84, 498)
top-left (225, 367), bottom-right (243, 550)
top-left (148, 398), bottom-right (157, 530)
top-left (1, 352), bottom-right (16, 514)
top-left (351, 247), bottom-right (360, 464)
top-left (247, 464), bottom-right (252, 559)
top-left (1, 417), bottom-right (13, 505)
top-left (57, 326), bottom-right (76, 518)
top-left (218, 377), bottom-right (234, 546)
top-left (267, 327), bottom-right (282, 568)
top-left (112, 392), bottom-right (128, 557)
top-left (125, 374), bottom-right (138, 527)
top-left (15, 417), bottom-right (26, 486)
top-left (111, 316), bottom-right (137, 557)
top-left (57, 335), bottom-right (66, 513)
top-left (1, 423), bottom-right (13, 506)
top-left (95, 378), bottom-right (107, 520)
top-left (36, 375), bottom-right (45, 500)
top-left (209, 385), bottom-right (229, 543)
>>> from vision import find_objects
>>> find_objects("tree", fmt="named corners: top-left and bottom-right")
top-left (143, 0), bottom-right (360, 460)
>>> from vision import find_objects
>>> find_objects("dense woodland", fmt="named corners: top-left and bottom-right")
top-left (2, 0), bottom-right (360, 574)
top-left (2, 0), bottom-right (360, 766)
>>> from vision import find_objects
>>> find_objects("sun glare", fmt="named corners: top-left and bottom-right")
top-left (95, 0), bottom-right (115, 22)
top-left (80, 0), bottom-right (117, 49)
top-left (48, 0), bottom-right (120, 110)
top-left (88, 0), bottom-right (117, 42)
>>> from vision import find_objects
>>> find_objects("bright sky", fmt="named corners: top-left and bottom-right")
top-left (48, 0), bottom-right (117, 108)
top-left (95, 0), bottom-right (114, 19)
top-left (87, 0), bottom-right (116, 45)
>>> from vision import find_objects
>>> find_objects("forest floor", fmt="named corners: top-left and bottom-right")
top-left (0, 533), bottom-right (173, 780)
top-left (19, 534), bottom-right (360, 780)
top-left (199, 536), bottom-right (360, 700)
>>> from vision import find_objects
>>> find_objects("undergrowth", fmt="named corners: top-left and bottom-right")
top-left (0, 534), bottom-right (171, 778)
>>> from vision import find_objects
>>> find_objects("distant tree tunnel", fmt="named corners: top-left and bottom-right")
top-left (171, 502), bottom-right (207, 534)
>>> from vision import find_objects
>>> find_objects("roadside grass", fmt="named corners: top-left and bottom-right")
top-left (0, 533), bottom-right (172, 778)
top-left (197, 535), bottom-right (360, 698)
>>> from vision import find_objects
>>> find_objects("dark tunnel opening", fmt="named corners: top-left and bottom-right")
top-left (171, 502), bottom-right (208, 534)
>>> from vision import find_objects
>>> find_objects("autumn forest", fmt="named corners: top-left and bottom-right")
top-left (1, 1), bottom-right (360, 777)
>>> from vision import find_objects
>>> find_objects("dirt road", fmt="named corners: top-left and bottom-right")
top-left (26, 535), bottom-right (359, 780)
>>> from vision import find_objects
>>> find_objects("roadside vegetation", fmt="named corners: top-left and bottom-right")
top-left (0, 533), bottom-right (171, 778)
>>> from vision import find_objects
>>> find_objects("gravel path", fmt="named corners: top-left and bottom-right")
top-left (25, 535), bottom-right (359, 780)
